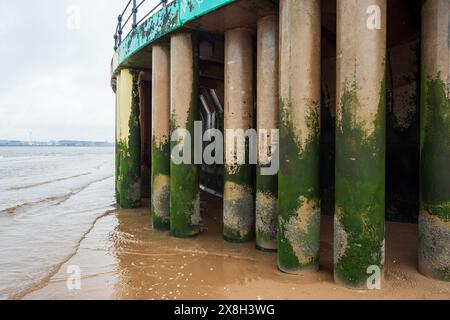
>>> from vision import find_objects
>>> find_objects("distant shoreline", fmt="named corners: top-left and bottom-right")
top-left (0, 140), bottom-right (114, 147)
top-left (0, 145), bottom-right (114, 147)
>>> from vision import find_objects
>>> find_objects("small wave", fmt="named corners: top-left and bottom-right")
top-left (0, 155), bottom-right (43, 161)
top-left (0, 175), bottom-right (114, 215)
top-left (7, 172), bottom-right (92, 191)
top-left (8, 208), bottom-right (116, 300)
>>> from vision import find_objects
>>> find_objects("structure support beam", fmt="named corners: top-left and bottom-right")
top-left (116, 68), bottom-right (142, 209)
top-left (115, 75), bottom-right (120, 203)
top-left (278, 0), bottom-right (321, 273)
top-left (223, 28), bottom-right (255, 243)
top-left (151, 44), bottom-right (171, 230)
top-left (419, 0), bottom-right (450, 282)
top-left (334, 0), bottom-right (386, 288)
top-left (256, 15), bottom-right (279, 252)
top-left (170, 32), bottom-right (201, 238)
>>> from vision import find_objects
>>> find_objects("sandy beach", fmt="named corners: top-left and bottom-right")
top-left (22, 193), bottom-right (450, 300)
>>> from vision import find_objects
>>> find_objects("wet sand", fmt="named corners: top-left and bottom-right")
top-left (25, 193), bottom-right (450, 300)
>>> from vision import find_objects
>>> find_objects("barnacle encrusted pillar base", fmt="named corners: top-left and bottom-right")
top-left (256, 15), bottom-right (279, 252)
top-left (224, 28), bottom-right (255, 243)
top-left (334, 0), bottom-right (387, 288)
top-left (419, 0), bottom-right (450, 282)
top-left (278, 0), bottom-right (321, 274)
top-left (116, 68), bottom-right (142, 209)
top-left (170, 32), bottom-right (201, 238)
top-left (151, 43), bottom-right (171, 231)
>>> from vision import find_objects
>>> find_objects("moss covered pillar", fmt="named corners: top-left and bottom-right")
top-left (170, 32), bottom-right (200, 238)
top-left (278, 0), bottom-right (321, 273)
top-left (116, 68), bottom-right (142, 209)
top-left (256, 15), bottom-right (279, 252)
top-left (115, 74), bottom-right (120, 202)
top-left (224, 28), bottom-right (255, 243)
top-left (151, 44), bottom-right (171, 230)
top-left (334, 0), bottom-right (386, 288)
top-left (419, 0), bottom-right (450, 282)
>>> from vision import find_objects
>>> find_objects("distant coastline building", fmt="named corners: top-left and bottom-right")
top-left (111, 0), bottom-right (450, 287)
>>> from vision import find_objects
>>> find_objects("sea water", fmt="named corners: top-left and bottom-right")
top-left (0, 147), bottom-right (115, 299)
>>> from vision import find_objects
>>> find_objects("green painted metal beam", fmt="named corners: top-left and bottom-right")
top-left (114, 0), bottom-right (235, 73)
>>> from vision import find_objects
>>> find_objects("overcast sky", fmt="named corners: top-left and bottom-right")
top-left (0, 0), bottom-right (131, 142)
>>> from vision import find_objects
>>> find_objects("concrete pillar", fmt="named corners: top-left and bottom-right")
top-left (224, 28), bottom-right (255, 243)
top-left (151, 44), bottom-right (171, 230)
top-left (419, 0), bottom-right (450, 282)
top-left (116, 68), bottom-right (142, 209)
top-left (256, 15), bottom-right (279, 252)
top-left (170, 32), bottom-right (201, 238)
top-left (278, 0), bottom-right (321, 273)
top-left (334, 0), bottom-right (386, 288)
top-left (115, 75), bottom-right (120, 203)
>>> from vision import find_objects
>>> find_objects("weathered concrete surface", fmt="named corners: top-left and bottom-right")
top-left (170, 32), bottom-right (201, 238)
top-left (116, 68), bottom-right (142, 209)
top-left (115, 74), bottom-right (121, 202)
top-left (419, 0), bottom-right (450, 282)
top-left (224, 28), bottom-right (255, 243)
top-left (256, 15), bottom-right (279, 252)
top-left (334, 0), bottom-right (387, 288)
top-left (278, 0), bottom-right (321, 274)
top-left (151, 44), bottom-right (171, 230)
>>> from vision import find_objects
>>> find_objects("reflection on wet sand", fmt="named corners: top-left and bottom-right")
top-left (25, 193), bottom-right (450, 300)
top-left (111, 193), bottom-right (274, 300)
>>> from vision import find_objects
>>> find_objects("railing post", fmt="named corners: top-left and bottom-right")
top-left (132, 0), bottom-right (137, 29)
top-left (162, 0), bottom-right (167, 7)
top-left (118, 15), bottom-right (123, 46)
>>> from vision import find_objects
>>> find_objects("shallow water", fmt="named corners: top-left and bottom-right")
top-left (0, 147), bottom-right (115, 299)
top-left (24, 196), bottom-right (450, 300)
top-left (1, 147), bottom-right (449, 300)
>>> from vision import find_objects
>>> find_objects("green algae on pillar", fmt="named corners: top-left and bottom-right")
top-left (334, 0), bottom-right (386, 288)
top-left (256, 15), bottom-right (279, 252)
top-left (151, 44), bottom-right (171, 230)
top-left (115, 75), bottom-right (120, 203)
top-left (419, 0), bottom-right (450, 282)
top-left (224, 28), bottom-right (255, 243)
top-left (116, 68), bottom-right (142, 209)
top-left (278, 0), bottom-right (321, 273)
top-left (170, 32), bottom-right (201, 238)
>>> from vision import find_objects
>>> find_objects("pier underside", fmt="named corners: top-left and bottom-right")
top-left (112, 0), bottom-right (450, 287)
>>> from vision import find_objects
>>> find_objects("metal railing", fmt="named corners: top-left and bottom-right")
top-left (114, 0), bottom-right (171, 50)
